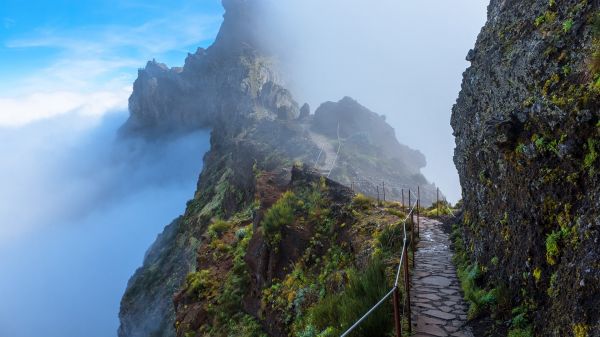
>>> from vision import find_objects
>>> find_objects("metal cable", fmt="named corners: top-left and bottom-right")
top-left (339, 287), bottom-right (397, 337)
top-left (340, 196), bottom-right (418, 337)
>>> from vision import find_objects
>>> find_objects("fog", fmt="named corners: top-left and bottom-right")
top-left (263, 0), bottom-right (489, 202)
top-left (0, 112), bottom-right (210, 337)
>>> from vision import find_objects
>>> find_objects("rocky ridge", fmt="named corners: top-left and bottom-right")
top-left (118, 1), bottom-right (439, 336)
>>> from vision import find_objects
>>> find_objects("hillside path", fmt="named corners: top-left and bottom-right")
top-left (411, 217), bottom-right (474, 337)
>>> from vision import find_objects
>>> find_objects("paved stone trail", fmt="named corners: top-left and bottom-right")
top-left (410, 217), bottom-right (474, 337)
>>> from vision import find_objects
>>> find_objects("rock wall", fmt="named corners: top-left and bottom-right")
top-left (452, 0), bottom-right (600, 335)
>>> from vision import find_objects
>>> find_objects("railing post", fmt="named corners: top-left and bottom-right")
top-left (411, 207), bottom-right (415, 268)
top-left (403, 244), bottom-right (412, 334)
top-left (401, 189), bottom-right (405, 212)
top-left (417, 186), bottom-right (420, 238)
top-left (392, 287), bottom-right (401, 337)
top-left (437, 187), bottom-right (440, 217)
top-left (409, 190), bottom-right (415, 267)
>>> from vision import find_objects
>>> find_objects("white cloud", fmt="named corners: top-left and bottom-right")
top-left (0, 89), bottom-right (130, 127)
top-left (1, 9), bottom-right (222, 126)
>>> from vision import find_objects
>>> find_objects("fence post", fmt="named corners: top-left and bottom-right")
top-left (403, 244), bottom-right (412, 334)
top-left (377, 185), bottom-right (380, 204)
top-left (437, 187), bottom-right (440, 217)
top-left (393, 287), bottom-right (401, 337)
top-left (411, 205), bottom-right (415, 268)
top-left (351, 181), bottom-right (354, 192)
top-left (383, 181), bottom-right (386, 202)
top-left (401, 189), bottom-right (405, 212)
top-left (417, 186), bottom-right (420, 238)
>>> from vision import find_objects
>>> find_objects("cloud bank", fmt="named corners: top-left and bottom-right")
top-left (0, 111), bottom-right (210, 337)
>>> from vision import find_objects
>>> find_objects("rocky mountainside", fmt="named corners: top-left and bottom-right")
top-left (452, 0), bottom-right (600, 336)
top-left (118, 1), bottom-right (437, 337)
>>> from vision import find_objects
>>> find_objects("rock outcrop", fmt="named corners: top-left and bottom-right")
top-left (118, 1), bottom-right (438, 336)
top-left (452, 0), bottom-right (600, 335)
top-left (122, 0), bottom-right (297, 134)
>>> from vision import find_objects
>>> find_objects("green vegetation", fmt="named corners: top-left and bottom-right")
top-left (573, 323), bottom-right (590, 337)
top-left (562, 18), bottom-right (574, 33)
top-left (506, 304), bottom-right (534, 337)
top-left (584, 138), bottom-right (598, 174)
top-left (185, 269), bottom-right (214, 298)
top-left (178, 170), bottom-right (417, 337)
top-left (534, 10), bottom-right (557, 27)
top-left (545, 230), bottom-right (561, 265)
top-left (208, 219), bottom-right (231, 238)
top-left (261, 191), bottom-right (297, 246)
top-left (306, 257), bottom-right (392, 337)
top-left (352, 193), bottom-right (372, 210)
top-left (424, 200), bottom-right (454, 217)
top-left (452, 223), bottom-right (511, 323)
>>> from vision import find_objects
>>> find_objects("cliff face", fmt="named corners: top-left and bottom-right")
top-left (118, 1), bottom-right (437, 336)
top-left (452, 0), bottom-right (600, 335)
top-left (122, 0), bottom-right (297, 134)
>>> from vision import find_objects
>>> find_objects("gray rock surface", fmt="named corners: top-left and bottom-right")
top-left (452, 0), bottom-right (600, 335)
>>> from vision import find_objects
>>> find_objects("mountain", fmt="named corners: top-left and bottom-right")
top-left (452, 0), bottom-right (600, 335)
top-left (118, 1), bottom-right (438, 336)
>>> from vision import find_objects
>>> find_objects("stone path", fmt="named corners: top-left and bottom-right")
top-left (410, 217), bottom-right (474, 337)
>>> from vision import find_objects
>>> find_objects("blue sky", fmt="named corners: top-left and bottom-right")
top-left (0, 3), bottom-right (221, 336)
top-left (0, 0), bottom-right (224, 125)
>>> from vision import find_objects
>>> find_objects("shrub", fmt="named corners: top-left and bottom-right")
top-left (562, 19), bottom-right (574, 33)
top-left (185, 269), bottom-right (214, 298)
top-left (457, 262), bottom-right (506, 319)
top-left (545, 230), bottom-right (560, 265)
top-left (262, 191), bottom-right (296, 246)
top-left (376, 223), bottom-right (404, 253)
top-left (352, 193), bottom-right (372, 210)
top-left (208, 219), bottom-right (231, 238)
top-left (584, 138), bottom-right (598, 174)
top-left (508, 305), bottom-right (533, 337)
top-left (307, 257), bottom-right (392, 337)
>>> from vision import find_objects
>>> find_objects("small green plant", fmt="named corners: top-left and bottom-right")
top-left (584, 138), bottom-right (598, 174)
top-left (533, 267), bottom-right (542, 282)
top-left (352, 193), bottom-right (372, 210)
top-left (307, 257), bottom-right (392, 337)
top-left (185, 269), bottom-right (214, 298)
top-left (376, 223), bottom-right (403, 253)
top-left (261, 191), bottom-right (297, 246)
top-left (508, 305), bottom-right (533, 337)
top-left (508, 326), bottom-right (534, 337)
top-left (573, 323), bottom-right (590, 337)
top-left (562, 18), bottom-right (574, 33)
top-left (208, 219), bottom-right (231, 238)
top-left (545, 230), bottom-right (561, 265)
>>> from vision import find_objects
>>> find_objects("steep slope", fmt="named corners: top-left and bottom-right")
top-left (173, 164), bottom-right (413, 337)
top-left (452, 0), bottom-right (600, 335)
top-left (118, 1), bottom-right (437, 336)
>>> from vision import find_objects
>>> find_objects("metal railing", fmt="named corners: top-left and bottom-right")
top-left (339, 188), bottom-right (421, 337)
